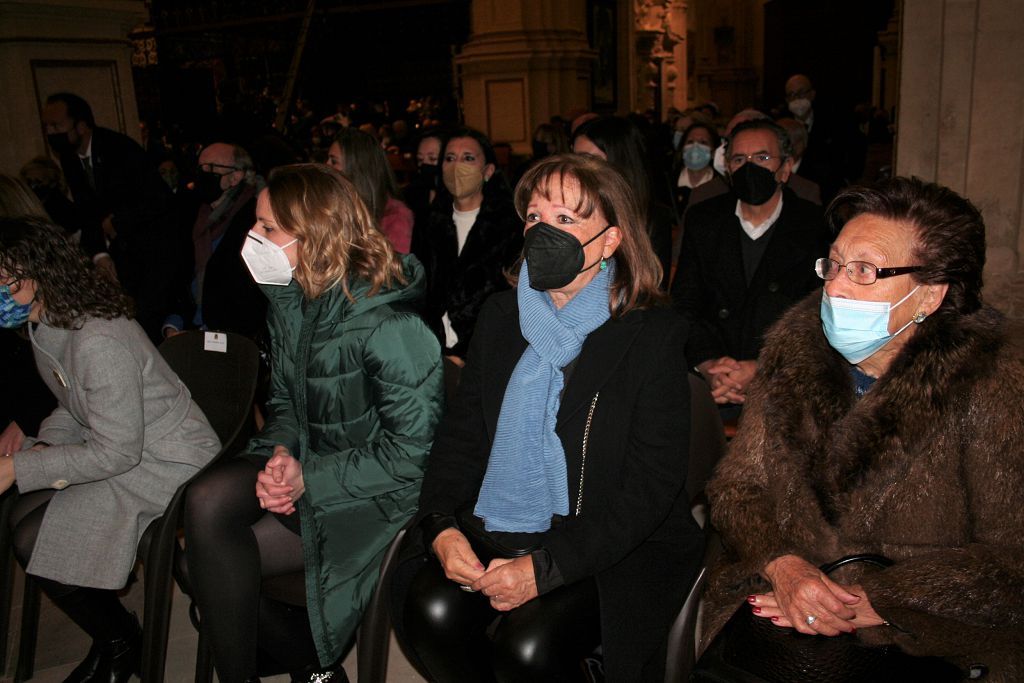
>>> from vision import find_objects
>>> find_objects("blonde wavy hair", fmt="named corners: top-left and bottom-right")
top-left (265, 164), bottom-right (405, 300)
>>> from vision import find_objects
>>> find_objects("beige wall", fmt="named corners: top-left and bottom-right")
top-left (456, 0), bottom-right (594, 153)
top-left (0, 0), bottom-right (145, 177)
top-left (897, 0), bottom-right (1024, 317)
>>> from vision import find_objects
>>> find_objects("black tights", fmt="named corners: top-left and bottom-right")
top-left (400, 558), bottom-right (602, 682)
top-left (183, 458), bottom-right (313, 683)
top-left (10, 490), bottom-right (135, 643)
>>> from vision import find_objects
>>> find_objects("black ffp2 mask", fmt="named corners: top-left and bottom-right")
top-left (730, 161), bottom-right (781, 206)
top-left (523, 222), bottom-right (610, 291)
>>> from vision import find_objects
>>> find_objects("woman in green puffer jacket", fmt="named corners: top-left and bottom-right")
top-left (184, 164), bottom-right (444, 683)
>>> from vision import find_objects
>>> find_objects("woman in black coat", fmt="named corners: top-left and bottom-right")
top-left (415, 127), bottom-right (523, 361)
top-left (395, 154), bottom-right (703, 682)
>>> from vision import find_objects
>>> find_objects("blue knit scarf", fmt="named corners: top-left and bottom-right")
top-left (474, 258), bottom-right (614, 532)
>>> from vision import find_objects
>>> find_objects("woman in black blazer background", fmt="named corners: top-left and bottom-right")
top-left (394, 154), bottom-right (703, 682)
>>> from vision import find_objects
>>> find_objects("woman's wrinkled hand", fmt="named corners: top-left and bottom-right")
top-left (752, 554), bottom-right (861, 635)
top-left (472, 556), bottom-right (538, 611)
top-left (255, 445), bottom-right (304, 515)
top-left (432, 528), bottom-right (485, 586)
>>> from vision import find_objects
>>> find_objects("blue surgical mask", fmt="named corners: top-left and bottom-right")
top-left (0, 284), bottom-right (33, 328)
top-left (820, 287), bottom-right (922, 364)
top-left (683, 142), bottom-right (712, 171)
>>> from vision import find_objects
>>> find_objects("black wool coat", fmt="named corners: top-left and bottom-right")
top-left (414, 290), bottom-right (704, 681)
top-left (417, 190), bottom-right (523, 358)
top-left (704, 294), bottom-right (1024, 681)
top-left (670, 188), bottom-right (828, 368)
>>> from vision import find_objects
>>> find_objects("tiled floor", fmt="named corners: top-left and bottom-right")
top-left (0, 562), bottom-right (426, 683)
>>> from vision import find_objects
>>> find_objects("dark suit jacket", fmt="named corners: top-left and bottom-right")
top-left (168, 190), bottom-right (267, 342)
top-left (415, 291), bottom-right (703, 681)
top-left (670, 188), bottom-right (828, 367)
top-left (57, 127), bottom-right (178, 340)
top-left (418, 190), bottom-right (523, 358)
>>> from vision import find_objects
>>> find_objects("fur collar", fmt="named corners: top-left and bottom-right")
top-left (755, 291), bottom-right (1007, 522)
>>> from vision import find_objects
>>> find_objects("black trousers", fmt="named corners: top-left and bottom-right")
top-left (397, 555), bottom-right (602, 682)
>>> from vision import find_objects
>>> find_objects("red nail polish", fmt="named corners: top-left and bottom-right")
top-left (752, 607), bottom-right (761, 614)
top-left (771, 616), bottom-right (779, 622)
top-left (746, 595), bottom-right (757, 604)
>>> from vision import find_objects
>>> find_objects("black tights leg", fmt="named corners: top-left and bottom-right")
top-left (10, 490), bottom-right (135, 643)
top-left (184, 458), bottom-right (306, 683)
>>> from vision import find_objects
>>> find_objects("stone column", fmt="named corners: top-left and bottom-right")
top-left (456, 0), bottom-right (595, 154)
top-left (896, 0), bottom-right (1024, 317)
top-left (0, 0), bottom-right (146, 176)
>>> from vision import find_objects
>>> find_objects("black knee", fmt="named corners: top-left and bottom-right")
top-left (403, 564), bottom-right (475, 638)
top-left (493, 624), bottom-right (571, 682)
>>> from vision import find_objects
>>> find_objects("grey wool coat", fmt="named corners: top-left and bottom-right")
top-left (15, 317), bottom-right (220, 589)
top-left (703, 294), bottom-right (1024, 681)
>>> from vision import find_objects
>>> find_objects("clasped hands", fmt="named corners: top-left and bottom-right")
top-left (432, 528), bottom-right (538, 612)
top-left (697, 357), bottom-right (757, 404)
top-left (255, 445), bottom-right (304, 515)
top-left (751, 554), bottom-right (886, 636)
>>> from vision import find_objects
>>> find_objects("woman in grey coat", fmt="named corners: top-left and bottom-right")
top-left (0, 216), bottom-right (221, 683)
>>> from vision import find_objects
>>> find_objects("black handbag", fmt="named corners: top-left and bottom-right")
top-left (456, 393), bottom-right (600, 565)
top-left (691, 554), bottom-right (967, 683)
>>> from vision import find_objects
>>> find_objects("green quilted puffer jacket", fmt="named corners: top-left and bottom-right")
top-left (245, 254), bottom-right (443, 665)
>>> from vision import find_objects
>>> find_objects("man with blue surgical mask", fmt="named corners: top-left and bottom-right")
top-left (670, 119), bottom-right (828, 418)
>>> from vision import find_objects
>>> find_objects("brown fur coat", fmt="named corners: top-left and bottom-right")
top-left (703, 293), bottom-right (1024, 681)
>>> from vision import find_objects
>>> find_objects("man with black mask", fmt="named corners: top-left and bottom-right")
top-left (670, 119), bottom-right (827, 417)
top-left (163, 142), bottom-right (266, 343)
top-left (41, 92), bottom-right (177, 343)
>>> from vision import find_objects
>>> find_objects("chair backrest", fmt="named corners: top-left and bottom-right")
top-left (663, 374), bottom-right (728, 683)
top-left (159, 331), bottom-right (261, 456)
top-left (686, 372), bottom-right (726, 513)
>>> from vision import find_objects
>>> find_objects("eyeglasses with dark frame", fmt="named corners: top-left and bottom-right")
top-left (815, 257), bottom-right (922, 285)
top-left (197, 162), bottom-right (241, 176)
top-left (726, 152), bottom-right (785, 170)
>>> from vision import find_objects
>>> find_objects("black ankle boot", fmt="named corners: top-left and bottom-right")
top-left (61, 612), bottom-right (141, 683)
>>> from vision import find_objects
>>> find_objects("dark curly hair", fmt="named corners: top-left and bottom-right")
top-left (826, 176), bottom-right (986, 315)
top-left (0, 216), bottom-right (133, 327)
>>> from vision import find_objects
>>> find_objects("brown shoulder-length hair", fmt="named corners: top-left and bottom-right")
top-left (266, 164), bottom-right (405, 301)
top-left (0, 216), bottom-right (133, 328)
top-left (513, 154), bottom-right (667, 317)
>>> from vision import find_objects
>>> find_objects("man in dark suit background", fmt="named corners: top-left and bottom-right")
top-left (670, 120), bottom-right (828, 415)
top-left (41, 92), bottom-right (177, 342)
top-left (162, 141), bottom-right (266, 343)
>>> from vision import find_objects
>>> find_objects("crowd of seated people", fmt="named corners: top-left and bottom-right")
top-left (1, 75), bottom-right (1019, 683)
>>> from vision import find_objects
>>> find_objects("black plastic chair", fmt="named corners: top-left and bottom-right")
top-left (13, 330), bottom-right (260, 683)
top-left (185, 519), bottom-right (413, 683)
top-left (663, 373), bottom-right (728, 682)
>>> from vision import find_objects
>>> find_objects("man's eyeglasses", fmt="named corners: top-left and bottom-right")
top-left (727, 153), bottom-right (784, 171)
top-left (786, 87), bottom-right (813, 100)
top-left (815, 257), bottom-right (921, 285)
top-left (198, 162), bottom-right (241, 175)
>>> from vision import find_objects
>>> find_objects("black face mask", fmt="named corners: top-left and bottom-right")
top-left (193, 170), bottom-right (225, 204)
top-left (730, 161), bottom-right (781, 206)
top-left (47, 132), bottom-right (76, 156)
top-left (523, 222), bottom-right (610, 291)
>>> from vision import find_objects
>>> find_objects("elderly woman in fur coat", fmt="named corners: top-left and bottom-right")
top-left (701, 176), bottom-right (1024, 681)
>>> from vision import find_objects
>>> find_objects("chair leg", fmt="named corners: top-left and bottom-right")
top-left (141, 548), bottom-right (175, 683)
top-left (14, 575), bottom-right (40, 683)
top-left (356, 588), bottom-right (390, 683)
